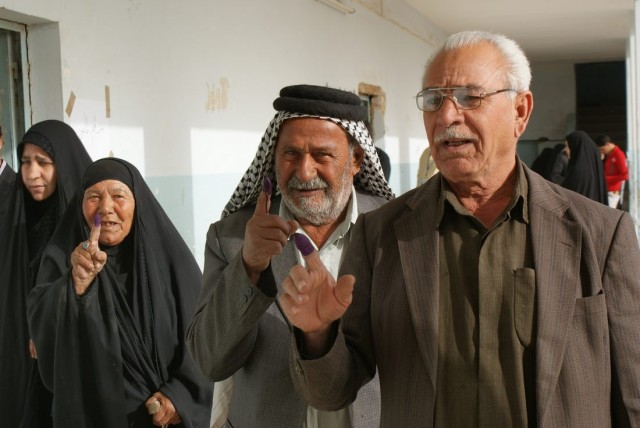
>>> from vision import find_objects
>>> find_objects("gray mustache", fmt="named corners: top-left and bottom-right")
top-left (287, 176), bottom-right (329, 191)
top-left (434, 127), bottom-right (477, 143)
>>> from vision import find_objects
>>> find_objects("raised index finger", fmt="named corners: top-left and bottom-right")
top-left (89, 213), bottom-right (102, 246)
top-left (292, 233), bottom-right (323, 270)
top-left (253, 175), bottom-right (273, 217)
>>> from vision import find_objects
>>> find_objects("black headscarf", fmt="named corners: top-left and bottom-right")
top-left (0, 120), bottom-right (91, 428)
top-left (561, 131), bottom-right (608, 205)
top-left (27, 158), bottom-right (212, 428)
top-left (17, 119), bottom-right (93, 280)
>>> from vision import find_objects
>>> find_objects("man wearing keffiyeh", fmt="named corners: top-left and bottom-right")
top-left (187, 84), bottom-right (392, 428)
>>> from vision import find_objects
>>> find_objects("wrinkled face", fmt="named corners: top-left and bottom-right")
top-left (20, 143), bottom-right (58, 201)
top-left (82, 179), bottom-right (135, 246)
top-left (422, 42), bottom-right (532, 185)
top-left (274, 118), bottom-right (363, 226)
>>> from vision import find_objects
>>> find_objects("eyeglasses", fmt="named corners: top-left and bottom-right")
top-left (415, 87), bottom-right (515, 112)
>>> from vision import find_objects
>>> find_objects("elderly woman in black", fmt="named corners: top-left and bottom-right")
top-left (28, 158), bottom-right (212, 427)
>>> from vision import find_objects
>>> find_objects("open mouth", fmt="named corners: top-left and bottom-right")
top-left (443, 139), bottom-right (473, 147)
top-left (293, 188), bottom-right (324, 197)
top-left (101, 221), bottom-right (120, 229)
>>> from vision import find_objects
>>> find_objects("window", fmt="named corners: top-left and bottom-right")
top-left (0, 20), bottom-right (29, 169)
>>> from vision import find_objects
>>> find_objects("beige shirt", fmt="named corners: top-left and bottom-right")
top-left (435, 163), bottom-right (537, 427)
top-left (282, 187), bottom-right (358, 428)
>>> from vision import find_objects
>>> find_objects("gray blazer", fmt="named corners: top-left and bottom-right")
top-left (291, 166), bottom-right (640, 427)
top-left (187, 191), bottom-right (385, 428)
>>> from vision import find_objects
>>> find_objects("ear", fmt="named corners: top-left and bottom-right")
top-left (351, 145), bottom-right (365, 176)
top-left (514, 90), bottom-right (533, 139)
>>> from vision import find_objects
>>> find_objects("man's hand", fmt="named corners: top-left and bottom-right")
top-left (242, 176), bottom-right (298, 283)
top-left (71, 214), bottom-right (107, 295)
top-left (279, 233), bottom-right (354, 356)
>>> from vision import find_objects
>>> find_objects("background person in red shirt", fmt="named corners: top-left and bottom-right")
top-left (596, 134), bottom-right (629, 208)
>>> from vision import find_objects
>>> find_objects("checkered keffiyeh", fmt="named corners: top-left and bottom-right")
top-left (221, 111), bottom-right (394, 218)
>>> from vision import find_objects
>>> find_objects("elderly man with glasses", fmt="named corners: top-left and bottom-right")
top-left (280, 31), bottom-right (640, 427)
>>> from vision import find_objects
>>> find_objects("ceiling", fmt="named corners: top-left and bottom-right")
top-left (405, 0), bottom-right (636, 63)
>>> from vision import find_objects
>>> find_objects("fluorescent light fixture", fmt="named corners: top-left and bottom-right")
top-left (316, 0), bottom-right (355, 14)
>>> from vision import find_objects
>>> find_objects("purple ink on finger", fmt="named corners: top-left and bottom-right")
top-left (262, 175), bottom-right (272, 197)
top-left (292, 233), bottom-right (314, 256)
top-left (94, 213), bottom-right (101, 227)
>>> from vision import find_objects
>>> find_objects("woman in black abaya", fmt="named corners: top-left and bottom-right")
top-left (0, 120), bottom-right (91, 428)
top-left (561, 130), bottom-right (608, 205)
top-left (28, 158), bottom-right (212, 428)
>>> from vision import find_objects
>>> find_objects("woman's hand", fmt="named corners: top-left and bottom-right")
top-left (71, 217), bottom-right (107, 295)
top-left (145, 391), bottom-right (182, 427)
top-left (28, 339), bottom-right (37, 359)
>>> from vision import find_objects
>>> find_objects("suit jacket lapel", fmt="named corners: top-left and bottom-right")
top-left (526, 170), bottom-right (582, 420)
top-left (393, 170), bottom-right (584, 406)
top-left (394, 181), bottom-right (440, 391)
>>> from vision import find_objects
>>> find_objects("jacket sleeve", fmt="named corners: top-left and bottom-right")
top-left (603, 212), bottom-right (640, 425)
top-left (290, 214), bottom-right (376, 410)
top-left (186, 220), bottom-right (277, 381)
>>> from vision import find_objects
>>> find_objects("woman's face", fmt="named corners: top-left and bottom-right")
top-left (20, 143), bottom-right (57, 201)
top-left (82, 179), bottom-right (135, 246)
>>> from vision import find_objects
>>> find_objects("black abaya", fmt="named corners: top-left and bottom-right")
top-left (27, 158), bottom-right (212, 428)
top-left (562, 130), bottom-right (608, 205)
top-left (0, 164), bottom-right (31, 428)
top-left (0, 120), bottom-right (92, 428)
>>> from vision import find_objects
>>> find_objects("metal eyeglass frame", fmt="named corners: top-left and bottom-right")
top-left (415, 87), bottom-right (515, 112)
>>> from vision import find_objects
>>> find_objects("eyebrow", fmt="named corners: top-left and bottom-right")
top-left (423, 85), bottom-right (483, 91)
top-left (85, 186), bottom-right (131, 195)
top-left (21, 154), bottom-right (53, 162)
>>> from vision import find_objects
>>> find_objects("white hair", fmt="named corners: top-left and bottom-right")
top-left (422, 31), bottom-right (531, 94)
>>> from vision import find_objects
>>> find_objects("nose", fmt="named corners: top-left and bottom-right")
top-left (434, 95), bottom-right (464, 128)
top-left (23, 162), bottom-right (41, 180)
top-left (296, 154), bottom-right (317, 182)
top-left (97, 194), bottom-right (114, 215)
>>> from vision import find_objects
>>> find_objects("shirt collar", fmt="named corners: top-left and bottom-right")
top-left (436, 159), bottom-right (529, 227)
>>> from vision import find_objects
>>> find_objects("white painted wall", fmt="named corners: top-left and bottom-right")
top-left (0, 0), bottom-right (446, 266)
top-left (523, 62), bottom-right (576, 142)
top-left (517, 61), bottom-right (576, 166)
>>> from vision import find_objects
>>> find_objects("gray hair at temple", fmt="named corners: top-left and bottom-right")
top-left (422, 31), bottom-right (532, 96)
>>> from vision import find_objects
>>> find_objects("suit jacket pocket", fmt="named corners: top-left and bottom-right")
top-left (514, 267), bottom-right (536, 347)
top-left (571, 291), bottom-right (609, 371)
top-left (573, 290), bottom-right (606, 317)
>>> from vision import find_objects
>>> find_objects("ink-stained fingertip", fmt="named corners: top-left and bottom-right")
top-left (292, 233), bottom-right (314, 256)
top-left (262, 175), bottom-right (272, 196)
top-left (93, 213), bottom-right (101, 227)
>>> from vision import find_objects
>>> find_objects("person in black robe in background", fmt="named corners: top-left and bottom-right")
top-left (0, 125), bottom-right (28, 428)
top-left (530, 146), bottom-right (554, 177)
top-left (547, 143), bottom-right (569, 185)
top-left (561, 130), bottom-right (608, 205)
top-left (28, 158), bottom-right (212, 428)
top-left (0, 120), bottom-right (92, 428)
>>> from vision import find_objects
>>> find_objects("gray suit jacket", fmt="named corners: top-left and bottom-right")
top-left (187, 191), bottom-right (385, 428)
top-left (291, 166), bottom-right (640, 427)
